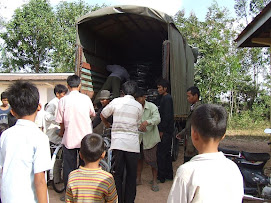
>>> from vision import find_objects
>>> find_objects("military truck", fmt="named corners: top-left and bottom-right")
top-left (75, 5), bottom-right (197, 161)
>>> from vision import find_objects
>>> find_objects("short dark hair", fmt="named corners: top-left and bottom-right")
top-left (187, 86), bottom-right (200, 98)
top-left (191, 104), bottom-right (228, 140)
top-left (122, 80), bottom-right (138, 96)
top-left (80, 133), bottom-right (104, 163)
top-left (157, 79), bottom-right (170, 93)
top-left (6, 81), bottom-right (39, 118)
top-left (134, 89), bottom-right (146, 98)
top-left (54, 84), bottom-right (68, 96)
top-left (1, 92), bottom-right (8, 100)
top-left (0, 123), bottom-right (9, 136)
top-left (67, 75), bottom-right (81, 88)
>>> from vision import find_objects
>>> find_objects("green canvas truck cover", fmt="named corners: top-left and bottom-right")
top-left (76, 5), bottom-right (195, 117)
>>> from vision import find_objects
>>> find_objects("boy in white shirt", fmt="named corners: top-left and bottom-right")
top-left (167, 104), bottom-right (244, 203)
top-left (0, 81), bottom-right (51, 203)
top-left (44, 84), bottom-right (68, 144)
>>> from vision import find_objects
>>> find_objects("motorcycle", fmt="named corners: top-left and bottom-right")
top-left (219, 129), bottom-right (271, 201)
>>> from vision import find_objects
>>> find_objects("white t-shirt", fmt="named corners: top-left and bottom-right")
top-left (101, 95), bottom-right (143, 153)
top-left (0, 119), bottom-right (51, 203)
top-left (167, 152), bottom-right (244, 203)
top-left (44, 97), bottom-right (62, 144)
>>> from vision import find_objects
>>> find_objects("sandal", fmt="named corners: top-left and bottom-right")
top-left (151, 185), bottom-right (159, 192)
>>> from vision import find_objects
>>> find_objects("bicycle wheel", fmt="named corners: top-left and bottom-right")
top-left (100, 159), bottom-right (110, 172)
top-left (52, 147), bottom-right (65, 193)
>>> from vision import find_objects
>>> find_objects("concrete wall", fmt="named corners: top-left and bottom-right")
top-left (0, 80), bottom-right (67, 108)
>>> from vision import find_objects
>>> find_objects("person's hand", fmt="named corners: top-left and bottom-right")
top-left (58, 131), bottom-right (64, 137)
top-left (139, 121), bottom-right (148, 132)
top-left (176, 129), bottom-right (185, 140)
top-left (104, 122), bottom-right (111, 129)
top-left (159, 132), bottom-right (163, 139)
top-left (176, 132), bottom-right (182, 140)
top-left (58, 123), bottom-right (64, 137)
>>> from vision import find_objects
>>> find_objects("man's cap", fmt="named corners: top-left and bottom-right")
top-left (98, 90), bottom-right (111, 100)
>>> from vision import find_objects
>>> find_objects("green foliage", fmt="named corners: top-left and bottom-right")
top-left (175, 3), bottom-right (237, 103)
top-left (1, 0), bottom-right (55, 72)
top-left (175, 0), bottom-right (270, 128)
top-left (228, 110), bottom-right (269, 130)
top-left (0, 0), bottom-right (106, 73)
top-left (249, 0), bottom-right (271, 15)
top-left (52, 1), bottom-right (97, 72)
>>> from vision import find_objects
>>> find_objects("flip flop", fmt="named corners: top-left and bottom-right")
top-left (151, 185), bottom-right (159, 192)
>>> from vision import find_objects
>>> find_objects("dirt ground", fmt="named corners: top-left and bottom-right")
top-left (48, 135), bottom-right (271, 203)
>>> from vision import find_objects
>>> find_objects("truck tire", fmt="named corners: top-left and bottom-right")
top-left (171, 127), bottom-right (179, 162)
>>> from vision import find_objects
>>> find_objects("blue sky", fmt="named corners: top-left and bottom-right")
top-left (181, 0), bottom-right (236, 20)
top-left (1, 0), bottom-right (237, 21)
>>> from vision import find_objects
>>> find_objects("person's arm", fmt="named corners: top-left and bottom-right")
top-left (158, 96), bottom-right (173, 134)
top-left (106, 65), bottom-right (113, 73)
top-left (89, 99), bottom-right (96, 117)
top-left (65, 178), bottom-right (74, 203)
top-left (101, 114), bottom-right (111, 129)
top-left (34, 171), bottom-right (48, 203)
top-left (100, 102), bottom-right (114, 128)
top-left (105, 176), bottom-right (118, 203)
top-left (59, 123), bottom-right (64, 137)
top-left (124, 69), bottom-right (130, 81)
top-left (139, 105), bottom-right (160, 132)
top-left (167, 175), bottom-right (188, 203)
top-left (92, 108), bottom-right (102, 129)
top-left (44, 103), bottom-right (56, 123)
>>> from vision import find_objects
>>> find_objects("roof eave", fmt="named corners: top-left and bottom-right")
top-left (236, 3), bottom-right (271, 47)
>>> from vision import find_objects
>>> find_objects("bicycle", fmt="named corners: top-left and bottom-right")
top-left (99, 127), bottom-right (113, 172)
top-left (48, 142), bottom-right (65, 193)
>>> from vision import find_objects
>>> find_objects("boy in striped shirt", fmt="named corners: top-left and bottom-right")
top-left (66, 133), bottom-right (118, 203)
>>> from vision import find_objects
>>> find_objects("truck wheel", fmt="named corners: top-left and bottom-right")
top-left (171, 127), bottom-right (179, 162)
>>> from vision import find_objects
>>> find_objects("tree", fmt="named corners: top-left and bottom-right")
top-left (1, 0), bottom-right (55, 72)
top-left (175, 3), bottom-right (237, 104)
top-left (52, 1), bottom-right (106, 72)
top-left (234, 0), bottom-right (250, 24)
top-left (249, 0), bottom-right (271, 15)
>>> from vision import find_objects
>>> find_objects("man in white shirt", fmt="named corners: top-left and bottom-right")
top-left (56, 75), bottom-right (96, 200)
top-left (167, 104), bottom-right (244, 203)
top-left (101, 80), bottom-right (143, 203)
top-left (44, 84), bottom-right (68, 144)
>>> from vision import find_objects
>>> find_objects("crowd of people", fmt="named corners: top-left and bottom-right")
top-left (0, 74), bottom-right (244, 203)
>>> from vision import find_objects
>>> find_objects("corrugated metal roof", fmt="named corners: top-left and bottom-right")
top-left (0, 73), bottom-right (74, 81)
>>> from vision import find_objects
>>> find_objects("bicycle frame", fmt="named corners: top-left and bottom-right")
top-left (49, 143), bottom-right (62, 181)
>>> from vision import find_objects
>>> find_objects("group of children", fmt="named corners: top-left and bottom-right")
top-left (0, 77), bottom-right (244, 203)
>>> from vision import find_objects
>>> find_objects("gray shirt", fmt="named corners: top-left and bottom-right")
top-left (106, 65), bottom-right (130, 81)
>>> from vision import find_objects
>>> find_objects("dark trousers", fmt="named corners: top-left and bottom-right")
top-left (94, 76), bottom-right (121, 104)
top-left (157, 132), bottom-right (173, 179)
top-left (113, 150), bottom-right (139, 203)
top-left (63, 146), bottom-right (84, 189)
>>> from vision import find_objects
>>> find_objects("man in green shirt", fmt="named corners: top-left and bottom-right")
top-left (177, 86), bottom-right (201, 163)
top-left (135, 90), bottom-right (161, 192)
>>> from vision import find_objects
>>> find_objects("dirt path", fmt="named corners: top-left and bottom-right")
top-left (48, 136), bottom-right (271, 203)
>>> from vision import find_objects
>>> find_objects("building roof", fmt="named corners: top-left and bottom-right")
top-left (0, 73), bottom-right (74, 81)
top-left (235, 2), bottom-right (271, 47)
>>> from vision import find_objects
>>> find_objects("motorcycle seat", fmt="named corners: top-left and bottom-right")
top-left (218, 147), bottom-right (240, 155)
top-left (242, 151), bottom-right (270, 162)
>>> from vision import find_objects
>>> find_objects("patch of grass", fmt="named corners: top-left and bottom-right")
top-left (226, 130), bottom-right (270, 141)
